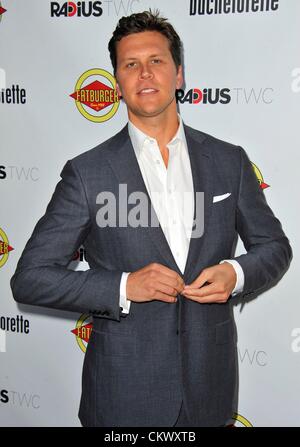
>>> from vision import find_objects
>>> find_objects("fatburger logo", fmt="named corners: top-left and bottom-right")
top-left (0, 228), bottom-right (14, 268)
top-left (0, 2), bottom-right (7, 20)
top-left (70, 68), bottom-right (120, 123)
top-left (251, 162), bottom-right (270, 189)
top-left (71, 314), bottom-right (93, 353)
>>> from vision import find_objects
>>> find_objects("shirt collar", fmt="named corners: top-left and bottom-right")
top-left (128, 115), bottom-right (186, 160)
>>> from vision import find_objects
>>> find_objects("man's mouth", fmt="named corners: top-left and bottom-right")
top-left (137, 88), bottom-right (158, 95)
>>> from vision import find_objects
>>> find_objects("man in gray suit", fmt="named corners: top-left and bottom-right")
top-left (11, 10), bottom-right (292, 427)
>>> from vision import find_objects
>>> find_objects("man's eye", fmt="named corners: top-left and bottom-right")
top-left (126, 62), bottom-right (136, 68)
top-left (151, 59), bottom-right (161, 64)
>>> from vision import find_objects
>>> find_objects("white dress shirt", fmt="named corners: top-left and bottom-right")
top-left (119, 117), bottom-right (244, 313)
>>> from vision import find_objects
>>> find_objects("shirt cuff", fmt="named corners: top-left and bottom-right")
top-left (119, 272), bottom-right (131, 314)
top-left (220, 259), bottom-right (244, 296)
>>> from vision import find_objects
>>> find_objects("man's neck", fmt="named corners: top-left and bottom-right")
top-left (128, 110), bottom-right (180, 149)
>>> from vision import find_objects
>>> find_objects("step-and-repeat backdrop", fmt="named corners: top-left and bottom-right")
top-left (0, 0), bottom-right (299, 427)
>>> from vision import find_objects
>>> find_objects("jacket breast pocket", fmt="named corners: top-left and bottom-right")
top-left (213, 193), bottom-right (232, 204)
top-left (210, 192), bottom-right (235, 229)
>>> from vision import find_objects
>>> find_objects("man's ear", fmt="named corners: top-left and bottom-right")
top-left (176, 65), bottom-right (184, 90)
top-left (115, 80), bottom-right (122, 98)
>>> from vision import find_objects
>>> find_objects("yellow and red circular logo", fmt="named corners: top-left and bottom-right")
top-left (71, 313), bottom-right (93, 353)
top-left (231, 413), bottom-right (253, 427)
top-left (251, 162), bottom-right (270, 190)
top-left (70, 68), bottom-right (120, 123)
top-left (0, 228), bottom-right (14, 268)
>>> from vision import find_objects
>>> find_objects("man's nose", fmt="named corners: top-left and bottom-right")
top-left (139, 63), bottom-right (154, 80)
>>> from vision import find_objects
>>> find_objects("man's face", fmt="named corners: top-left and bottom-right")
top-left (115, 31), bottom-right (183, 121)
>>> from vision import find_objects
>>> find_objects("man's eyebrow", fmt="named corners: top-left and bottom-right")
top-left (121, 57), bottom-right (138, 62)
top-left (121, 53), bottom-right (166, 61)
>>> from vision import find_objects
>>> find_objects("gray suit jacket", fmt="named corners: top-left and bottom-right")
top-left (11, 124), bottom-right (292, 427)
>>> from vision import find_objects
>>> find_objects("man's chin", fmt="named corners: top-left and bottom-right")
top-left (129, 108), bottom-right (170, 119)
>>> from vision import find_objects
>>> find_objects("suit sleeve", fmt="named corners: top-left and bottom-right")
top-left (10, 159), bottom-right (123, 320)
top-left (232, 147), bottom-right (292, 298)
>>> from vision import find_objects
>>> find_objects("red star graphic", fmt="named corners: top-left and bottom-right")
top-left (0, 242), bottom-right (14, 255)
top-left (71, 323), bottom-right (93, 343)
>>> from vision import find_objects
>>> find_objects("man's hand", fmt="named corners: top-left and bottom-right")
top-left (181, 262), bottom-right (237, 304)
top-left (126, 263), bottom-right (185, 303)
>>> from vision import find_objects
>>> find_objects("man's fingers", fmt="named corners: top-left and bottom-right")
top-left (128, 263), bottom-right (184, 303)
top-left (152, 270), bottom-right (184, 293)
top-left (185, 269), bottom-right (211, 289)
top-left (156, 281), bottom-right (179, 297)
top-left (149, 263), bottom-right (185, 288)
top-left (154, 291), bottom-right (178, 303)
top-left (182, 282), bottom-right (218, 297)
top-left (148, 262), bottom-right (181, 279)
top-left (182, 292), bottom-right (228, 304)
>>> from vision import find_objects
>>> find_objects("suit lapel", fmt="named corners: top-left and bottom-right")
top-left (183, 125), bottom-right (214, 282)
top-left (106, 125), bottom-right (181, 274)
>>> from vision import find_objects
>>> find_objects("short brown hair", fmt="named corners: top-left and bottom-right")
top-left (108, 9), bottom-right (182, 74)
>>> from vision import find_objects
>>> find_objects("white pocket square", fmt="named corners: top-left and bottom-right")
top-left (213, 193), bottom-right (231, 203)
